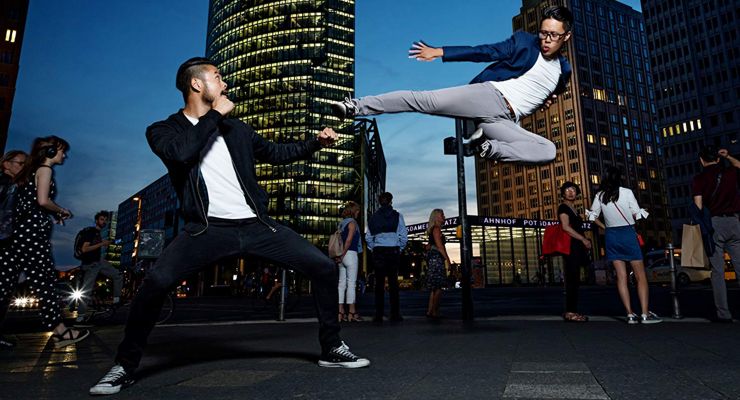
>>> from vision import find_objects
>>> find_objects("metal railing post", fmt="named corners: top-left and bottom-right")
top-left (667, 243), bottom-right (683, 319)
top-left (278, 268), bottom-right (287, 321)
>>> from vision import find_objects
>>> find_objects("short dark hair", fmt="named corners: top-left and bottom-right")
top-left (559, 181), bottom-right (581, 197)
top-left (699, 145), bottom-right (720, 163)
top-left (95, 210), bottom-right (109, 220)
top-left (378, 192), bottom-right (393, 206)
top-left (1, 150), bottom-right (27, 170)
top-left (175, 57), bottom-right (217, 100)
top-left (541, 6), bottom-right (573, 32)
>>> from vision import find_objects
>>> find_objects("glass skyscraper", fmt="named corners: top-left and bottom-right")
top-left (642, 0), bottom-right (739, 242)
top-left (206, 0), bottom-right (358, 247)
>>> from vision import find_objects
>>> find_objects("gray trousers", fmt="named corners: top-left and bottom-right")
top-left (77, 260), bottom-right (123, 315)
top-left (708, 215), bottom-right (740, 319)
top-left (355, 83), bottom-right (556, 163)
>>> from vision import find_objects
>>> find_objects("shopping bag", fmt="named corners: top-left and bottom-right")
top-left (681, 224), bottom-right (706, 267)
top-left (542, 223), bottom-right (571, 256)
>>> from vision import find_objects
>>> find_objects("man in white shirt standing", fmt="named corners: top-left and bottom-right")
top-left (331, 6), bottom-right (573, 164)
top-left (90, 57), bottom-right (369, 396)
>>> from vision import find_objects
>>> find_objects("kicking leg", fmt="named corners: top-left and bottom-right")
top-left (476, 120), bottom-right (556, 163)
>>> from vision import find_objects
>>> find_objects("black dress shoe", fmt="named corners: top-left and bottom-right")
top-left (713, 317), bottom-right (734, 324)
top-left (389, 315), bottom-right (404, 323)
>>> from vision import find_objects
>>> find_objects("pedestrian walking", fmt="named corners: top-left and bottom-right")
top-left (332, 6), bottom-right (574, 164)
top-left (0, 150), bottom-right (27, 349)
top-left (74, 211), bottom-right (123, 325)
top-left (0, 137), bottom-right (90, 347)
top-left (425, 209), bottom-right (450, 319)
top-left (90, 57), bottom-right (369, 396)
top-left (557, 182), bottom-right (590, 322)
top-left (336, 201), bottom-right (363, 322)
top-left (366, 192), bottom-right (408, 323)
top-left (691, 145), bottom-right (740, 323)
top-left (587, 166), bottom-right (662, 324)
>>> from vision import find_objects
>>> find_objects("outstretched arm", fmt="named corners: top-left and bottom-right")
top-left (408, 41), bottom-right (444, 62)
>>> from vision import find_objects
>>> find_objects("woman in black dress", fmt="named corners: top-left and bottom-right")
top-left (5, 136), bottom-right (89, 347)
top-left (425, 209), bottom-right (450, 319)
top-left (557, 182), bottom-right (591, 322)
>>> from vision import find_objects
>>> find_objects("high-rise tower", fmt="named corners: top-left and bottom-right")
top-left (206, 0), bottom-right (357, 246)
top-left (473, 0), bottom-right (670, 266)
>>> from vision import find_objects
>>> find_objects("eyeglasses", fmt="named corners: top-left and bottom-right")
top-left (538, 30), bottom-right (568, 41)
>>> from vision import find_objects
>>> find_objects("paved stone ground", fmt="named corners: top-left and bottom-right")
top-left (2, 286), bottom-right (739, 399)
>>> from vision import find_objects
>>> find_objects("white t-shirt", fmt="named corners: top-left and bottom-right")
top-left (491, 52), bottom-right (561, 120)
top-left (587, 187), bottom-right (649, 227)
top-left (185, 114), bottom-right (256, 219)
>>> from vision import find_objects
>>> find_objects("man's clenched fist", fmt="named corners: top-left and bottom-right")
top-left (317, 127), bottom-right (338, 147)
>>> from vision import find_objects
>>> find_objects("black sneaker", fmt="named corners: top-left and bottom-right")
top-left (89, 364), bottom-right (135, 395)
top-left (330, 97), bottom-right (358, 119)
top-left (0, 335), bottom-right (16, 349)
top-left (465, 127), bottom-right (484, 141)
top-left (318, 341), bottom-right (370, 369)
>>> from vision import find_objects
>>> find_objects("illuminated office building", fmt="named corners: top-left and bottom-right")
top-left (0, 0), bottom-right (28, 152)
top-left (206, 0), bottom-right (358, 247)
top-left (642, 0), bottom-right (739, 241)
top-left (472, 0), bottom-right (670, 272)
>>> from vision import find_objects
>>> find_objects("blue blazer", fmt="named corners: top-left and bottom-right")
top-left (442, 31), bottom-right (572, 96)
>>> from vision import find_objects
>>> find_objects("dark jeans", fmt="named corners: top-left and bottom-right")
top-left (115, 218), bottom-right (341, 371)
top-left (563, 246), bottom-right (585, 313)
top-left (371, 246), bottom-right (401, 319)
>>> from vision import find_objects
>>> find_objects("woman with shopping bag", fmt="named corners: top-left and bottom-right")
top-left (557, 182), bottom-right (591, 322)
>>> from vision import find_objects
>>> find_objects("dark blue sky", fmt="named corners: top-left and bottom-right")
top-left (8, 0), bottom-right (642, 267)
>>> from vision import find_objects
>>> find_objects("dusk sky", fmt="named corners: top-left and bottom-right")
top-left (7, 0), bottom-right (642, 267)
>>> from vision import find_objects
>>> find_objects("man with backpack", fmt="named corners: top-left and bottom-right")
top-left (692, 146), bottom-right (740, 323)
top-left (0, 150), bottom-right (27, 349)
top-left (74, 211), bottom-right (122, 325)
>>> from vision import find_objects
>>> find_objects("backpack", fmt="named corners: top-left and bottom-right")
top-left (328, 224), bottom-right (344, 258)
top-left (0, 180), bottom-right (17, 240)
top-left (73, 227), bottom-right (97, 260)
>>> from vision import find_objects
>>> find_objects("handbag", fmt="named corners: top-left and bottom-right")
top-left (614, 204), bottom-right (644, 247)
top-left (542, 223), bottom-right (571, 256)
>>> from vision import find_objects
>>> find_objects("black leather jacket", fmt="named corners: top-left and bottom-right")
top-left (146, 109), bottom-right (322, 235)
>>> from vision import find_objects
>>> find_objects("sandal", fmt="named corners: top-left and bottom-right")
top-left (563, 312), bottom-right (589, 322)
top-left (338, 312), bottom-right (347, 322)
top-left (51, 328), bottom-right (90, 348)
top-left (348, 312), bottom-right (363, 322)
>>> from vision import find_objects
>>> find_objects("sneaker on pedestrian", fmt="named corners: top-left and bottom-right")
top-left (89, 364), bottom-right (135, 395)
top-left (330, 96), bottom-right (358, 119)
top-left (0, 335), bottom-right (16, 349)
top-left (626, 313), bottom-right (639, 324)
top-left (640, 311), bottom-right (663, 324)
top-left (318, 341), bottom-right (370, 369)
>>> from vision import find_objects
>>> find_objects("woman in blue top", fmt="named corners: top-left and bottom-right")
top-left (336, 201), bottom-right (362, 322)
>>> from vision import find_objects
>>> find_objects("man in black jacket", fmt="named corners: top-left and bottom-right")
top-left (90, 57), bottom-right (369, 396)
